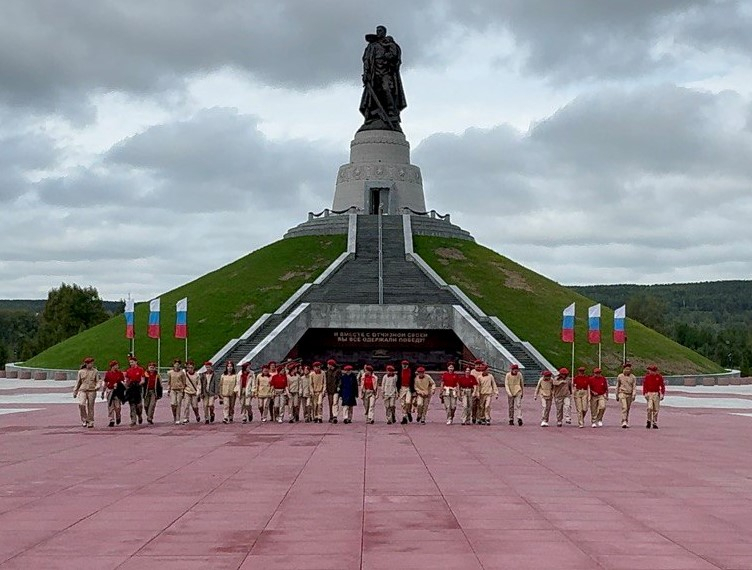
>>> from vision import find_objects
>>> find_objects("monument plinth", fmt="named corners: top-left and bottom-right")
top-left (332, 129), bottom-right (426, 214)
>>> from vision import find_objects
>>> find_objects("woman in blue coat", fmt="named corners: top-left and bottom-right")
top-left (339, 365), bottom-right (359, 424)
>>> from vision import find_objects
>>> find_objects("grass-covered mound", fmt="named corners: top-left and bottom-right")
top-left (25, 235), bottom-right (346, 369)
top-left (414, 236), bottom-right (723, 376)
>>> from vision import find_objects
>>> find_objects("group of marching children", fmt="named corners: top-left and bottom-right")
top-left (533, 362), bottom-right (666, 429)
top-left (75, 356), bottom-right (665, 429)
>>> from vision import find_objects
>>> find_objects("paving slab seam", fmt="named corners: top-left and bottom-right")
top-left (120, 422), bottom-right (274, 566)
top-left (0, 440), bottom-right (185, 566)
top-left (359, 424), bottom-right (368, 570)
top-left (237, 430), bottom-right (328, 569)
top-left (476, 430), bottom-right (726, 570)
top-left (461, 431), bottom-right (609, 569)
top-left (0, 426), bottom-right (109, 472)
top-left (399, 425), bottom-right (488, 570)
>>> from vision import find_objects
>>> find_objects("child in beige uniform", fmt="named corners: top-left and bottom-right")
top-left (310, 362), bottom-right (326, 423)
top-left (413, 367), bottom-right (435, 424)
top-left (300, 365), bottom-right (313, 422)
top-left (504, 364), bottom-right (524, 426)
top-left (255, 365), bottom-right (273, 422)
top-left (380, 365), bottom-right (399, 424)
top-left (167, 359), bottom-right (187, 425)
top-left (73, 357), bottom-right (100, 428)
top-left (287, 363), bottom-right (302, 423)
top-left (533, 370), bottom-right (554, 427)
top-left (183, 360), bottom-right (201, 423)
top-left (552, 368), bottom-right (571, 427)
top-left (236, 362), bottom-right (255, 423)
top-left (476, 365), bottom-right (499, 425)
top-left (219, 361), bottom-right (238, 423)
top-left (615, 363), bottom-right (637, 428)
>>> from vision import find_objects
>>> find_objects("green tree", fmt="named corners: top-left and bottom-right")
top-left (33, 284), bottom-right (109, 354)
top-left (0, 341), bottom-right (7, 369)
top-left (627, 293), bottom-right (668, 334)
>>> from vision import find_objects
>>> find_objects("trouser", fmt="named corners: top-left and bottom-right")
top-left (222, 394), bottom-right (236, 421)
top-left (443, 389), bottom-right (457, 421)
top-left (472, 396), bottom-right (480, 422)
top-left (77, 391), bottom-right (96, 426)
top-left (460, 389), bottom-right (474, 423)
top-left (289, 392), bottom-right (301, 420)
top-left (144, 389), bottom-right (157, 422)
top-left (301, 395), bottom-right (312, 421)
top-left (105, 389), bottom-right (121, 423)
top-left (129, 401), bottom-right (143, 424)
top-left (258, 396), bottom-right (271, 421)
top-left (564, 395), bottom-right (572, 423)
top-left (415, 393), bottom-right (431, 421)
top-left (342, 405), bottom-right (353, 421)
top-left (618, 393), bottom-right (634, 424)
top-left (312, 392), bottom-right (324, 420)
top-left (327, 392), bottom-right (340, 420)
top-left (239, 396), bottom-right (253, 421)
top-left (183, 393), bottom-right (200, 421)
top-left (590, 395), bottom-right (606, 423)
top-left (554, 396), bottom-right (566, 424)
top-left (645, 392), bottom-right (661, 423)
top-left (383, 395), bottom-right (396, 422)
top-left (478, 394), bottom-right (493, 421)
top-left (274, 390), bottom-right (286, 421)
top-left (574, 389), bottom-right (589, 426)
top-left (362, 390), bottom-right (376, 421)
top-left (170, 390), bottom-right (184, 421)
top-left (540, 397), bottom-right (552, 423)
top-left (399, 387), bottom-right (412, 417)
top-left (508, 393), bottom-right (523, 422)
top-left (203, 395), bottom-right (216, 420)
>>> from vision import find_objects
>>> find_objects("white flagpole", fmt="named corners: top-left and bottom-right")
top-left (571, 341), bottom-right (575, 375)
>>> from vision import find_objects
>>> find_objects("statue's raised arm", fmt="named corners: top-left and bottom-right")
top-left (358, 25), bottom-right (407, 132)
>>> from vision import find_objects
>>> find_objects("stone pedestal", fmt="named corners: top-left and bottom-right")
top-left (332, 130), bottom-right (426, 214)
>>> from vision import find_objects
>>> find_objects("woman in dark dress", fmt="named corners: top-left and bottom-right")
top-left (339, 365), bottom-right (359, 424)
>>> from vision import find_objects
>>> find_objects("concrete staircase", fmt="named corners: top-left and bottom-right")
top-left (475, 316), bottom-right (544, 375)
top-left (209, 214), bottom-right (551, 377)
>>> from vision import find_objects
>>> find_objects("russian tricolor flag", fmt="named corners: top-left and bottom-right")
top-left (588, 304), bottom-right (601, 344)
top-left (124, 297), bottom-right (135, 339)
top-left (614, 305), bottom-right (626, 344)
top-left (561, 303), bottom-right (575, 343)
top-left (147, 298), bottom-right (161, 339)
top-left (175, 298), bottom-right (188, 339)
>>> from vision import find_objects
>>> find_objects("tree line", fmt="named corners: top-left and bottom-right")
top-left (572, 281), bottom-right (752, 375)
top-left (0, 284), bottom-right (122, 368)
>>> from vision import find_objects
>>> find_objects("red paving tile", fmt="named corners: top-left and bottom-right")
top-left (0, 390), bottom-right (751, 569)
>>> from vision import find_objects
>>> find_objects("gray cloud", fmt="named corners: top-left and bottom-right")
top-left (0, 120), bottom-right (59, 202)
top-left (36, 107), bottom-right (340, 214)
top-left (414, 84), bottom-right (752, 283)
top-left (2, 0), bottom-right (749, 119)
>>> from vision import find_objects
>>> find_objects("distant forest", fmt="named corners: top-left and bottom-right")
top-left (571, 280), bottom-right (752, 374)
top-left (0, 289), bottom-right (122, 366)
top-left (0, 300), bottom-right (122, 313)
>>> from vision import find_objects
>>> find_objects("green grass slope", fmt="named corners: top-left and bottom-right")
top-left (414, 236), bottom-right (723, 376)
top-left (25, 235), bottom-right (346, 370)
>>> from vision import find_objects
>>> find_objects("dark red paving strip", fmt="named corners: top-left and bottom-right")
top-left (0, 395), bottom-right (751, 569)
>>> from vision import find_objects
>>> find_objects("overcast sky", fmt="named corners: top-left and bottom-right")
top-left (1, 0), bottom-right (751, 301)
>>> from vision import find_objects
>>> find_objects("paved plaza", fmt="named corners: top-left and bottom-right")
top-left (1, 380), bottom-right (751, 569)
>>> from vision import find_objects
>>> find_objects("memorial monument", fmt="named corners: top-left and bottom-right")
top-left (332, 26), bottom-right (426, 214)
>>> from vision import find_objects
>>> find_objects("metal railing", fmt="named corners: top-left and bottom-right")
top-left (400, 207), bottom-right (451, 222)
top-left (307, 206), bottom-right (362, 220)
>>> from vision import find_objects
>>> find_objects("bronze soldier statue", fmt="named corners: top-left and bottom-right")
top-left (359, 25), bottom-right (407, 132)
